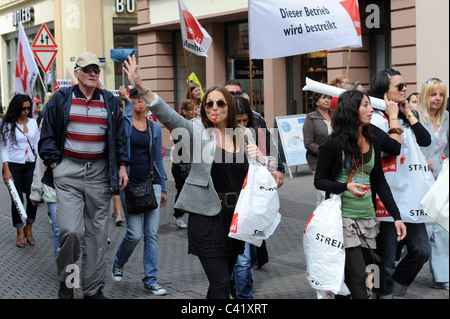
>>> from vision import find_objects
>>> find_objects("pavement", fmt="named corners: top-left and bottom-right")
top-left (0, 151), bottom-right (448, 304)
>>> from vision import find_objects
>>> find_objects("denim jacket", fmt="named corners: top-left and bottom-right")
top-left (122, 101), bottom-right (166, 192)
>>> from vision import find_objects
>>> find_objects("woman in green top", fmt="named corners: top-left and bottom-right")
top-left (315, 90), bottom-right (406, 299)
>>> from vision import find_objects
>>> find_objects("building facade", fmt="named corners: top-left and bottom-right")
top-left (1, 0), bottom-right (448, 148)
top-left (130, 0), bottom-right (448, 146)
top-left (0, 0), bottom-right (137, 106)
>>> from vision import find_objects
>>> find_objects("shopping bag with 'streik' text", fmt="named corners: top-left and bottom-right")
top-left (303, 194), bottom-right (350, 298)
top-left (228, 162), bottom-right (281, 247)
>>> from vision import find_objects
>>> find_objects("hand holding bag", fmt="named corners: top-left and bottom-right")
top-left (124, 120), bottom-right (159, 214)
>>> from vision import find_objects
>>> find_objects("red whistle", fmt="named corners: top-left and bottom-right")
top-left (442, 156), bottom-right (446, 161)
top-left (139, 104), bottom-right (144, 110)
top-left (212, 114), bottom-right (217, 122)
top-left (362, 186), bottom-right (371, 191)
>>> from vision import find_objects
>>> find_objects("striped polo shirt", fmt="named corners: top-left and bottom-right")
top-left (64, 86), bottom-right (108, 161)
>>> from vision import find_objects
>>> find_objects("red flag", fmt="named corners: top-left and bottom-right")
top-left (15, 23), bottom-right (40, 98)
top-left (178, 0), bottom-right (212, 57)
top-left (339, 0), bottom-right (362, 36)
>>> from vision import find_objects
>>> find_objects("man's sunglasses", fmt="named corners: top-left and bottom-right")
top-left (229, 90), bottom-right (242, 96)
top-left (396, 83), bottom-right (407, 91)
top-left (21, 107), bottom-right (32, 111)
top-left (205, 100), bottom-right (227, 108)
top-left (425, 78), bottom-right (442, 84)
top-left (81, 67), bottom-right (101, 74)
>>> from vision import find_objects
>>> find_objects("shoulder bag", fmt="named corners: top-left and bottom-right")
top-left (124, 120), bottom-right (159, 214)
top-left (16, 125), bottom-right (37, 160)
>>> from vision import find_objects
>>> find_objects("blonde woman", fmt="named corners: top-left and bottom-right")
top-left (416, 78), bottom-right (449, 291)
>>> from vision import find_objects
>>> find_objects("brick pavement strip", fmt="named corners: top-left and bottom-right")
top-left (0, 156), bottom-right (448, 301)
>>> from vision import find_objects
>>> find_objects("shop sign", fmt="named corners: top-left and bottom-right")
top-left (12, 7), bottom-right (34, 26)
top-left (116, 0), bottom-right (135, 13)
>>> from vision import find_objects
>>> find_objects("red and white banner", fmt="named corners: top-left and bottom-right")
top-left (178, 0), bottom-right (212, 57)
top-left (249, 0), bottom-right (362, 59)
top-left (15, 23), bottom-right (40, 98)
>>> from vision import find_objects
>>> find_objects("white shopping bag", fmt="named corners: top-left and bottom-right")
top-left (371, 111), bottom-right (435, 223)
top-left (303, 194), bottom-right (350, 298)
top-left (421, 158), bottom-right (449, 232)
top-left (228, 162), bottom-right (281, 247)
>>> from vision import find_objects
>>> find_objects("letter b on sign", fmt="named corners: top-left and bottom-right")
top-left (116, 0), bottom-right (135, 13)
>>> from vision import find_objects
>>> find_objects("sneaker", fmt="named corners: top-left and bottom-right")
top-left (58, 281), bottom-right (74, 299)
top-left (144, 283), bottom-right (167, 296)
top-left (173, 216), bottom-right (187, 229)
top-left (84, 289), bottom-right (108, 299)
top-left (114, 216), bottom-right (124, 226)
top-left (112, 265), bottom-right (123, 282)
top-left (430, 281), bottom-right (449, 290)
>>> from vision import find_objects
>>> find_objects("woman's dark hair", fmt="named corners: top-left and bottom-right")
top-left (200, 86), bottom-right (237, 129)
top-left (332, 90), bottom-right (374, 168)
top-left (311, 92), bottom-right (331, 109)
top-left (370, 68), bottom-right (401, 99)
top-left (370, 68), bottom-right (413, 127)
top-left (234, 95), bottom-right (257, 129)
top-left (0, 94), bottom-right (33, 146)
top-left (407, 92), bottom-right (419, 103)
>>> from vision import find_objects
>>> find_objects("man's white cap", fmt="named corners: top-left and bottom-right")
top-left (75, 52), bottom-right (100, 68)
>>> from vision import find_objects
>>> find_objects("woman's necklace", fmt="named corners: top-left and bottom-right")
top-left (353, 136), bottom-right (370, 191)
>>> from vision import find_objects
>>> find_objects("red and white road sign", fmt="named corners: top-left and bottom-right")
top-left (32, 23), bottom-right (58, 72)
top-left (32, 23), bottom-right (57, 48)
top-left (33, 49), bottom-right (58, 73)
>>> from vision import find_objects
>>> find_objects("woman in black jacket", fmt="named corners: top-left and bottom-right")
top-left (315, 90), bottom-right (406, 299)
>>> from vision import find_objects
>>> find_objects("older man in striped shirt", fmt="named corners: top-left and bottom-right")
top-left (39, 52), bottom-right (129, 299)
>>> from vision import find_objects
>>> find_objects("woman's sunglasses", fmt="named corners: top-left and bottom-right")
top-left (21, 107), bottom-right (32, 111)
top-left (205, 99), bottom-right (227, 108)
top-left (425, 78), bottom-right (442, 84)
top-left (396, 83), bottom-right (407, 91)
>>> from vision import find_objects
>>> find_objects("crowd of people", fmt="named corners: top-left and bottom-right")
top-left (0, 51), bottom-right (448, 299)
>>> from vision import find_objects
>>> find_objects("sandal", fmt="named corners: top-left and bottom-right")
top-left (16, 228), bottom-right (25, 248)
top-left (24, 223), bottom-right (35, 245)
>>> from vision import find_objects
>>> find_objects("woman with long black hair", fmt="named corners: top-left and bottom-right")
top-left (370, 69), bottom-right (432, 298)
top-left (1, 94), bottom-right (39, 247)
top-left (314, 90), bottom-right (406, 299)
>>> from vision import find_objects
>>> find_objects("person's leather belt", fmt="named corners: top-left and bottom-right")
top-left (217, 192), bottom-right (240, 208)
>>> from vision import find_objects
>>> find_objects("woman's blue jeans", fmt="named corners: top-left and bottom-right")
top-left (114, 184), bottom-right (161, 286)
top-left (376, 221), bottom-right (431, 296)
top-left (47, 202), bottom-right (59, 260)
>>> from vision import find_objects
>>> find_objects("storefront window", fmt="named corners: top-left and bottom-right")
top-left (225, 21), bottom-right (264, 116)
top-left (6, 39), bottom-right (17, 102)
top-left (174, 31), bottom-right (206, 111)
top-left (287, 51), bottom-right (328, 115)
top-left (113, 22), bottom-right (138, 89)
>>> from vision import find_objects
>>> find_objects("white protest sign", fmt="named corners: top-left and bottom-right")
top-left (249, 0), bottom-right (362, 59)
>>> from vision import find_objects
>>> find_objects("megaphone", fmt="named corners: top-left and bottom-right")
top-left (110, 49), bottom-right (136, 64)
top-left (110, 49), bottom-right (136, 86)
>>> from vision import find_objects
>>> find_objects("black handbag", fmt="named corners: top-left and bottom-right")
top-left (124, 120), bottom-right (158, 214)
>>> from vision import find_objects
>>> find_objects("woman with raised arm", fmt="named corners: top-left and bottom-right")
top-left (123, 55), bottom-right (266, 299)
